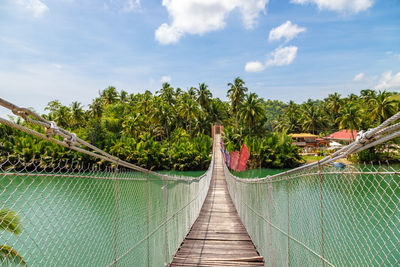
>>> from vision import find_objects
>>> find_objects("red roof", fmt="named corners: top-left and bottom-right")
top-left (325, 130), bottom-right (358, 140)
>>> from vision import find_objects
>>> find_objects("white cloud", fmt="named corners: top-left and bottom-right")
top-left (245, 61), bottom-right (265, 72)
top-left (353, 72), bottom-right (365, 82)
top-left (160, 75), bottom-right (171, 83)
top-left (155, 0), bottom-right (269, 45)
top-left (16, 0), bottom-right (49, 18)
top-left (375, 71), bottom-right (400, 90)
top-left (290, 0), bottom-right (373, 13)
top-left (266, 46), bottom-right (298, 67)
top-left (269, 21), bottom-right (306, 42)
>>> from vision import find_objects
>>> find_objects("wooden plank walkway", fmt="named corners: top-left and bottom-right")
top-left (171, 136), bottom-right (264, 266)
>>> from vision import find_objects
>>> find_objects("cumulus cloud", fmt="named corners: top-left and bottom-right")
top-left (160, 75), bottom-right (172, 83)
top-left (269, 21), bottom-right (306, 42)
top-left (245, 61), bottom-right (265, 72)
top-left (266, 46), bottom-right (298, 67)
top-left (16, 0), bottom-right (49, 18)
top-left (290, 0), bottom-right (373, 13)
top-left (375, 71), bottom-right (400, 90)
top-left (353, 72), bottom-right (365, 82)
top-left (155, 0), bottom-right (269, 45)
top-left (245, 46), bottom-right (298, 72)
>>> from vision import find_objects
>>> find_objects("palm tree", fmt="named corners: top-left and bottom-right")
top-left (227, 77), bottom-right (248, 126)
top-left (336, 103), bottom-right (362, 140)
top-left (368, 90), bottom-right (398, 124)
top-left (120, 90), bottom-right (129, 103)
top-left (239, 93), bottom-right (265, 133)
top-left (70, 102), bottom-right (85, 128)
top-left (325, 93), bottom-right (341, 127)
top-left (196, 83), bottom-right (212, 111)
top-left (157, 83), bottom-right (175, 106)
top-left (188, 87), bottom-right (197, 99)
top-left (300, 101), bottom-right (324, 134)
top-left (0, 208), bottom-right (26, 266)
top-left (100, 86), bottom-right (119, 105)
top-left (89, 98), bottom-right (103, 119)
top-left (178, 93), bottom-right (198, 136)
top-left (54, 105), bottom-right (71, 128)
top-left (207, 99), bottom-right (228, 125)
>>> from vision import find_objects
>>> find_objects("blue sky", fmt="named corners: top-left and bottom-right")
top-left (1, 0), bottom-right (399, 115)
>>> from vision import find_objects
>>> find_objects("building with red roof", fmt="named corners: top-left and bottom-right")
top-left (325, 129), bottom-right (358, 144)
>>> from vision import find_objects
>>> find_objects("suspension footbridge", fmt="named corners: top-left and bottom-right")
top-left (1, 97), bottom-right (400, 266)
top-left (171, 136), bottom-right (263, 266)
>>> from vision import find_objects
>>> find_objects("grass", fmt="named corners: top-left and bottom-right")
top-left (302, 155), bottom-right (325, 164)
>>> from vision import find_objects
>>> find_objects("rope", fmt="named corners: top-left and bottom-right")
top-left (0, 97), bottom-right (204, 181)
top-left (224, 111), bottom-right (400, 183)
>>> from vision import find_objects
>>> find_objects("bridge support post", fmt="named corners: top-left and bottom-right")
top-left (268, 180), bottom-right (275, 267)
top-left (146, 171), bottom-right (150, 267)
top-left (286, 177), bottom-right (290, 267)
top-left (162, 178), bottom-right (169, 266)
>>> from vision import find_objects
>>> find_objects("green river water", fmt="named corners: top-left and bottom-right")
top-left (0, 165), bottom-right (399, 266)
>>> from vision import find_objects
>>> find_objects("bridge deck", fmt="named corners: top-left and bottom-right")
top-left (171, 138), bottom-right (263, 266)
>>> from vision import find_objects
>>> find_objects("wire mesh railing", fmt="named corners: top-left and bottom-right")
top-left (224, 161), bottom-right (400, 266)
top-left (0, 97), bottom-right (216, 266)
top-left (0, 145), bottom-right (214, 266)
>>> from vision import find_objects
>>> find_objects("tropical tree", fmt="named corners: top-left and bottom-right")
top-left (227, 77), bottom-right (248, 126)
top-left (120, 90), bottom-right (129, 103)
top-left (239, 93), bottom-right (265, 133)
top-left (178, 93), bottom-right (198, 136)
top-left (300, 101), bottom-right (324, 134)
top-left (196, 83), bottom-right (212, 111)
top-left (0, 208), bottom-right (26, 266)
top-left (100, 86), bottom-right (119, 105)
top-left (89, 98), bottom-right (103, 119)
top-left (158, 83), bottom-right (175, 106)
top-left (70, 101), bottom-right (85, 128)
top-left (324, 93), bottom-right (341, 127)
top-left (336, 103), bottom-right (362, 140)
top-left (368, 90), bottom-right (398, 124)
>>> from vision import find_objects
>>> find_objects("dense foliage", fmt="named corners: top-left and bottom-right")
top-left (1, 78), bottom-right (399, 170)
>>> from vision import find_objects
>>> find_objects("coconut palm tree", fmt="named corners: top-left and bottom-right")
top-left (196, 83), bottom-right (212, 111)
top-left (0, 208), bottom-right (26, 266)
top-left (119, 90), bottom-right (129, 103)
top-left (178, 93), bottom-right (198, 136)
top-left (300, 101), bottom-right (324, 134)
top-left (157, 83), bottom-right (175, 106)
top-left (368, 90), bottom-right (398, 124)
top-left (100, 86), bottom-right (119, 105)
top-left (89, 98), bottom-right (103, 119)
top-left (336, 103), bottom-right (362, 140)
top-left (324, 93), bottom-right (342, 127)
top-left (227, 77), bottom-right (248, 126)
top-left (70, 101), bottom-right (85, 128)
top-left (239, 93), bottom-right (265, 133)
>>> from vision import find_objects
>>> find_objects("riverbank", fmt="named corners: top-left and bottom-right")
top-left (301, 155), bottom-right (353, 165)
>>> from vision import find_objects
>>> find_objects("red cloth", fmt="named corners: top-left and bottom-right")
top-left (237, 144), bottom-right (250, 172)
top-left (229, 151), bottom-right (240, 171)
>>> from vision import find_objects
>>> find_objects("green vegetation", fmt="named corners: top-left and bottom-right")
top-left (0, 209), bottom-right (26, 266)
top-left (0, 79), bottom-right (399, 170)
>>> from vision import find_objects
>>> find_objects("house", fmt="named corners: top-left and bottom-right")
top-left (290, 133), bottom-right (318, 152)
top-left (325, 129), bottom-right (358, 144)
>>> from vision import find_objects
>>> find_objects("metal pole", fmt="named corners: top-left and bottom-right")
top-left (286, 177), bottom-right (290, 267)
top-left (146, 171), bottom-right (150, 267)
top-left (163, 178), bottom-right (169, 266)
top-left (268, 181), bottom-right (275, 267)
top-left (318, 165), bottom-right (325, 267)
top-left (113, 164), bottom-right (119, 267)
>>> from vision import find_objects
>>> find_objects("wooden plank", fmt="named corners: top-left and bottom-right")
top-left (170, 137), bottom-right (264, 266)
